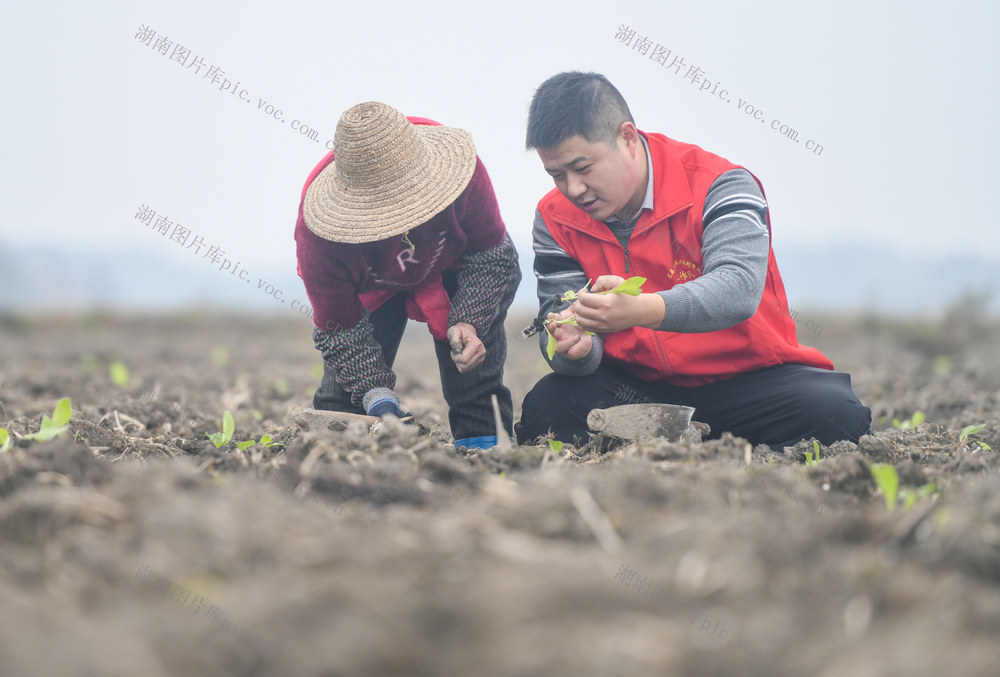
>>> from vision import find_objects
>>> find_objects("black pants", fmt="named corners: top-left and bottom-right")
top-left (514, 362), bottom-right (872, 449)
top-left (314, 268), bottom-right (520, 441)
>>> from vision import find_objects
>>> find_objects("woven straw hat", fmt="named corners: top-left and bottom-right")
top-left (303, 102), bottom-right (477, 243)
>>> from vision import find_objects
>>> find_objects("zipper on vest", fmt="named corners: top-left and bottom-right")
top-left (624, 247), bottom-right (631, 273)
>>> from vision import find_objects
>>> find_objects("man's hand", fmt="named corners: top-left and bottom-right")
top-left (447, 322), bottom-right (486, 373)
top-left (547, 307), bottom-right (593, 360)
top-left (573, 275), bottom-right (666, 333)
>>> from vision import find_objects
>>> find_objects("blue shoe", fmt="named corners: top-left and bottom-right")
top-left (454, 436), bottom-right (499, 450)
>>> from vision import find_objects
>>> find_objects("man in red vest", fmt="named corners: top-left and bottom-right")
top-left (513, 72), bottom-right (870, 448)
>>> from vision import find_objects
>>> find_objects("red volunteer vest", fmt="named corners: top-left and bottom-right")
top-left (538, 132), bottom-right (833, 386)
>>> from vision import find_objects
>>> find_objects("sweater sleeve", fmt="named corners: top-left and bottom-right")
top-left (312, 312), bottom-right (396, 407)
top-left (656, 169), bottom-right (770, 332)
top-left (447, 233), bottom-right (520, 335)
top-left (530, 209), bottom-right (604, 376)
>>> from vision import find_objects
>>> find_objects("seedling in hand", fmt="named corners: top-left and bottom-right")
top-left (561, 276), bottom-right (646, 301)
top-left (24, 397), bottom-right (73, 442)
top-left (207, 411), bottom-right (235, 448)
top-left (543, 276), bottom-right (647, 359)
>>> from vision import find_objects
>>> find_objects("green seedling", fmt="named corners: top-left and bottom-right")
top-left (804, 440), bottom-right (821, 467)
top-left (868, 463), bottom-right (937, 512)
top-left (109, 361), bottom-right (130, 387)
top-left (210, 345), bottom-right (230, 367)
top-left (80, 354), bottom-right (101, 372)
top-left (207, 411), bottom-right (235, 448)
top-left (546, 318), bottom-right (592, 359)
top-left (548, 439), bottom-right (564, 455)
top-left (251, 409), bottom-right (264, 422)
top-left (892, 411), bottom-right (926, 430)
top-left (900, 482), bottom-right (937, 510)
top-left (560, 276), bottom-right (647, 301)
top-left (545, 276), bottom-right (647, 359)
top-left (869, 463), bottom-right (899, 511)
top-left (236, 433), bottom-right (281, 452)
top-left (960, 424), bottom-right (985, 441)
top-left (0, 428), bottom-right (11, 452)
top-left (559, 279), bottom-right (592, 304)
top-left (959, 424), bottom-right (991, 451)
top-left (24, 397), bottom-right (73, 442)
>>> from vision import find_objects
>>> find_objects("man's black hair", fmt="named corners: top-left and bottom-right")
top-left (525, 71), bottom-right (635, 151)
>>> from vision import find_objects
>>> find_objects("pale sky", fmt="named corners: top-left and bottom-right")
top-left (1, 0), bottom-right (998, 309)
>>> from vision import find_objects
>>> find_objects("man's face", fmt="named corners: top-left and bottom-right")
top-left (537, 125), bottom-right (644, 222)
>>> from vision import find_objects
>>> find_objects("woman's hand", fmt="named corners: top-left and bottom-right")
top-left (447, 323), bottom-right (486, 373)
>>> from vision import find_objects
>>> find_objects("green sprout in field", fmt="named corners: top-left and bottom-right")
top-left (892, 411), bottom-right (925, 430)
top-left (544, 276), bottom-right (647, 359)
top-left (236, 434), bottom-right (282, 452)
top-left (24, 397), bottom-right (73, 442)
top-left (210, 345), bottom-right (230, 367)
top-left (109, 361), bottom-right (130, 387)
top-left (804, 440), bottom-right (822, 467)
top-left (0, 428), bottom-right (11, 452)
top-left (547, 438), bottom-right (564, 455)
top-left (270, 378), bottom-right (291, 397)
top-left (869, 462), bottom-right (936, 512)
top-left (900, 483), bottom-right (937, 510)
top-left (869, 463), bottom-right (898, 511)
top-left (207, 411), bottom-right (235, 448)
top-left (959, 424), bottom-right (992, 451)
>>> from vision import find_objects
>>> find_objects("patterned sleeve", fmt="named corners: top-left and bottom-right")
top-left (447, 233), bottom-right (520, 335)
top-left (312, 312), bottom-right (395, 407)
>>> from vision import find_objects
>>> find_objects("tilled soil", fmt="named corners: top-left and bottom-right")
top-left (0, 312), bottom-right (998, 676)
